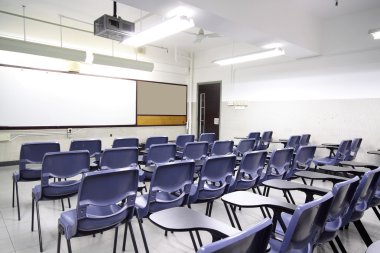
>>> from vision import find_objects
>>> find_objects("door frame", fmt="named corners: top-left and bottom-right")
top-left (197, 81), bottom-right (222, 139)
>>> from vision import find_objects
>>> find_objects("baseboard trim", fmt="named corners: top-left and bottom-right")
top-left (0, 161), bottom-right (18, 167)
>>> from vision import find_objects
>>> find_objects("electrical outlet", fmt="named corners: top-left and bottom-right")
top-left (67, 128), bottom-right (72, 137)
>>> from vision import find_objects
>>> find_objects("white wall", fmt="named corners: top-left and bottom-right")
top-left (192, 7), bottom-right (380, 164)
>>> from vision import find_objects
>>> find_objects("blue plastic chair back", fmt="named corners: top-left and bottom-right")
top-left (257, 131), bottom-right (273, 150)
top-left (175, 134), bottom-right (195, 149)
top-left (40, 151), bottom-right (90, 198)
top-left (19, 142), bottom-right (60, 179)
top-left (197, 218), bottom-right (272, 253)
top-left (234, 138), bottom-right (255, 157)
top-left (278, 192), bottom-right (333, 253)
top-left (199, 133), bottom-right (216, 145)
top-left (331, 140), bottom-right (351, 164)
top-left (211, 140), bottom-right (234, 156)
top-left (183, 142), bottom-right (209, 161)
top-left (70, 139), bottom-right (101, 160)
top-left (229, 151), bottom-right (267, 192)
top-left (146, 143), bottom-right (176, 165)
top-left (247, 132), bottom-right (261, 139)
top-left (190, 154), bottom-right (236, 202)
top-left (100, 147), bottom-right (138, 170)
top-left (285, 135), bottom-right (301, 151)
top-left (299, 134), bottom-right (311, 146)
top-left (75, 167), bottom-right (139, 232)
top-left (346, 138), bottom-right (362, 161)
top-left (286, 146), bottom-right (316, 179)
top-left (343, 140), bottom-right (352, 161)
top-left (143, 160), bottom-right (195, 214)
top-left (342, 167), bottom-right (380, 226)
top-left (317, 176), bottom-right (360, 244)
top-left (145, 136), bottom-right (168, 150)
top-left (112, 137), bottom-right (139, 148)
top-left (263, 148), bottom-right (294, 181)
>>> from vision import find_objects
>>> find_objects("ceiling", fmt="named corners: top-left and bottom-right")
top-left (1, 0), bottom-right (380, 57)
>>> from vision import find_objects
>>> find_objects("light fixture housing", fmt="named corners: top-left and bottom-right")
top-left (369, 28), bottom-right (380, 40)
top-left (214, 48), bottom-right (285, 66)
top-left (92, 53), bottom-right (154, 72)
top-left (0, 36), bottom-right (86, 62)
top-left (123, 15), bottom-right (194, 47)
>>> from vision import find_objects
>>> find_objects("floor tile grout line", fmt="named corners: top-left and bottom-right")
top-left (0, 210), bottom-right (16, 253)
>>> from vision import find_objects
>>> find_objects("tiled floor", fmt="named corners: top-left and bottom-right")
top-left (0, 165), bottom-right (379, 252)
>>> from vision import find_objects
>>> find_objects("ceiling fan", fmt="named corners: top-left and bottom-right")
top-left (186, 28), bottom-right (220, 43)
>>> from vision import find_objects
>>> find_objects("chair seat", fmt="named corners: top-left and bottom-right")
top-left (313, 157), bottom-right (335, 165)
top-left (136, 192), bottom-right (183, 217)
top-left (33, 180), bottom-right (80, 201)
top-left (189, 182), bottom-right (225, 203)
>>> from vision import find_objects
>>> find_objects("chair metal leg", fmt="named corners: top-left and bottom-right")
top-left (61, 199), bottom-right (65, 211)
top-left (329, 240), bottom-right (339, 253)
top-left (12, 177), bottom-right (15, 207)
top-left (57, 226), bottom-right (62, 253)
top-left (335, 236), bottom-right (347, 253)
top-left (189, 231), bottom-right (198, 251)
top-left (67, 239), bottom-right (72, 253)
top-left (208, 201), bottom-right (214, 217)
top-left (129, 223), bottom-right (139, 253)
top-left (353, 220), bottom-right (373, 246)
top-left (137, 218), bottom-right (149, 253)
top-left (195, 230), bottom-right (203, 247)
top-left (15, 180), bottom-right (21, 220)
top-left (123, 223), bottom-right (128, 251)
top-left (31, 196), bottom-right (35, 231)
top-left (67, 198), bottom-right (71, 208)
top-left (113, 227), bottom-right (118, 253)
top-left (36, 201), bottom-right (43, 252)
top-left (205, 202), bottom-right (210, 216)
top-left (372, 206), bottom-right (380, 220)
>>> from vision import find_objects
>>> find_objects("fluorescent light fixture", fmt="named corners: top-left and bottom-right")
top-left (369, 28), bottom-right (380, 40)
top-left (123, 15), bottom-right (194, 47)
top-left (166, 6), bottom-right (194, 18)
top-left (0, 36), bottom-right (86, 62)
top-left (261, 42), bottom-right (283, 49)
top-left (214, 48), bottom-right (285, 66)
top-left (92, 53), bottom-right (154, 72)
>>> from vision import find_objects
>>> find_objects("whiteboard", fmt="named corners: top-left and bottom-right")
top-left (0, 66), bottom-right (136, 127)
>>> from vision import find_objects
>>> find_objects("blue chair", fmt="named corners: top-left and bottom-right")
top-left (228, 151), bottom-right (267, 192)
top-left (32, 151), bottom-right (90, 252)
top-left (134, 160), bottom-right (196, 252)
top-left (285, 135), bottom-right (301, 151)
top-left (182, 141), bottom-right (209, 171)
top-left (69, 139), bottom-right (101, 169)
top-left (142, 143), bottom-right (176, 180)
top-left (286, 145), bottom-right (317, 179)
top-left (144, 136), bottom-right (168, 150)
top-left (189, 154), bottom-right (236, 216)
top-left (257, 131), bottom-right (273, 150)
top-left (100, 147), bottom-right (138, 170)
top-left (197, 218), bottom-right (272, 253)
top-left (12, 142), bottom-right (60, 220)
top-left (269, 192), bottom-right (334, 253)
top-left (57, 167), bottom-right (139, 253)
top-left (346, 138), bottom-right (362, 161)
top-left (313, 140), bottom-right (351, 168)
top-left (211, 140), bottom-right (234, 156)
top-left (261, 148), bottom-right (294, 183)
top-left (300, 134), bottom-right (311, 146)
top-left (247, 132), bottom-right (261, 150)
top-left (234, 138), bottom-right (256, 164)
top-left (199, 133), bottom-right (216, 151)
top-left (341, 167), bottom-right (380, 247)
top-left (175, 134), bottom-right (195, 151)
top-left (112, 137), bottom-right (139, 148)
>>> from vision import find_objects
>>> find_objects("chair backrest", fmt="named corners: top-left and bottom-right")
top-left (331, 140), bottom-right (351, 164)
top-left (175, 134), bottom-right (195, 149)
top-left (317, 176), bottom-right (360, 244)
top-left (112, 137), bottom-right (139, 148)
top-left (145, 136), bottom-right (168, 150)
top-left (247, 132), bottom-right (261, 139)
top-left (230, 151), bottom-right (267, 192)
top-left (197, 218), bottom-right (272, 253)
top-left (347, 138), bottom-right (362, 161)
top-left (211, 140), bottom-right (234, 156)
top-left (299, 134), bottom-right (311, 146)
top-left (257, 131), bottom-right (273, 150)
top-left (279, 192), bottom-right (334, 253)
top-left (343, 139), bottom-right (352, 161)
top-left (285, 135), bottom-right (301, 150)
top-left (19, 142), bottom-right (60, 170)
top-left (41, 151), bottom-right (90, 188)
top-left (182, 141), bottom-right (209, 161)
top-left (234, 138), bottom-right (256, 156)
top-left (146, 143), bottom-right (176, 165)
top-left (342, 167), bottom-right (380, 226)
top-left (69, 139), bottom-right (101, 160)
top-left (191, 154), bottom-right (236, 202)
top-left (100, 147), bottom-right (138, 170)
top-left (199, 133), bottom-right (216, 145)
top-left (264, 148), bottom-right (294, 180)
top-left (286, 145), bottom-right (316, 179)
top-left (75, 167), bottom-right (139, 232)
top-left (145, 160), bottom-right (195, 213)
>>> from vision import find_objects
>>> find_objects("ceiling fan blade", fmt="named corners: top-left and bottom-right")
top-left (205, 33), bottom-right (220, 38)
